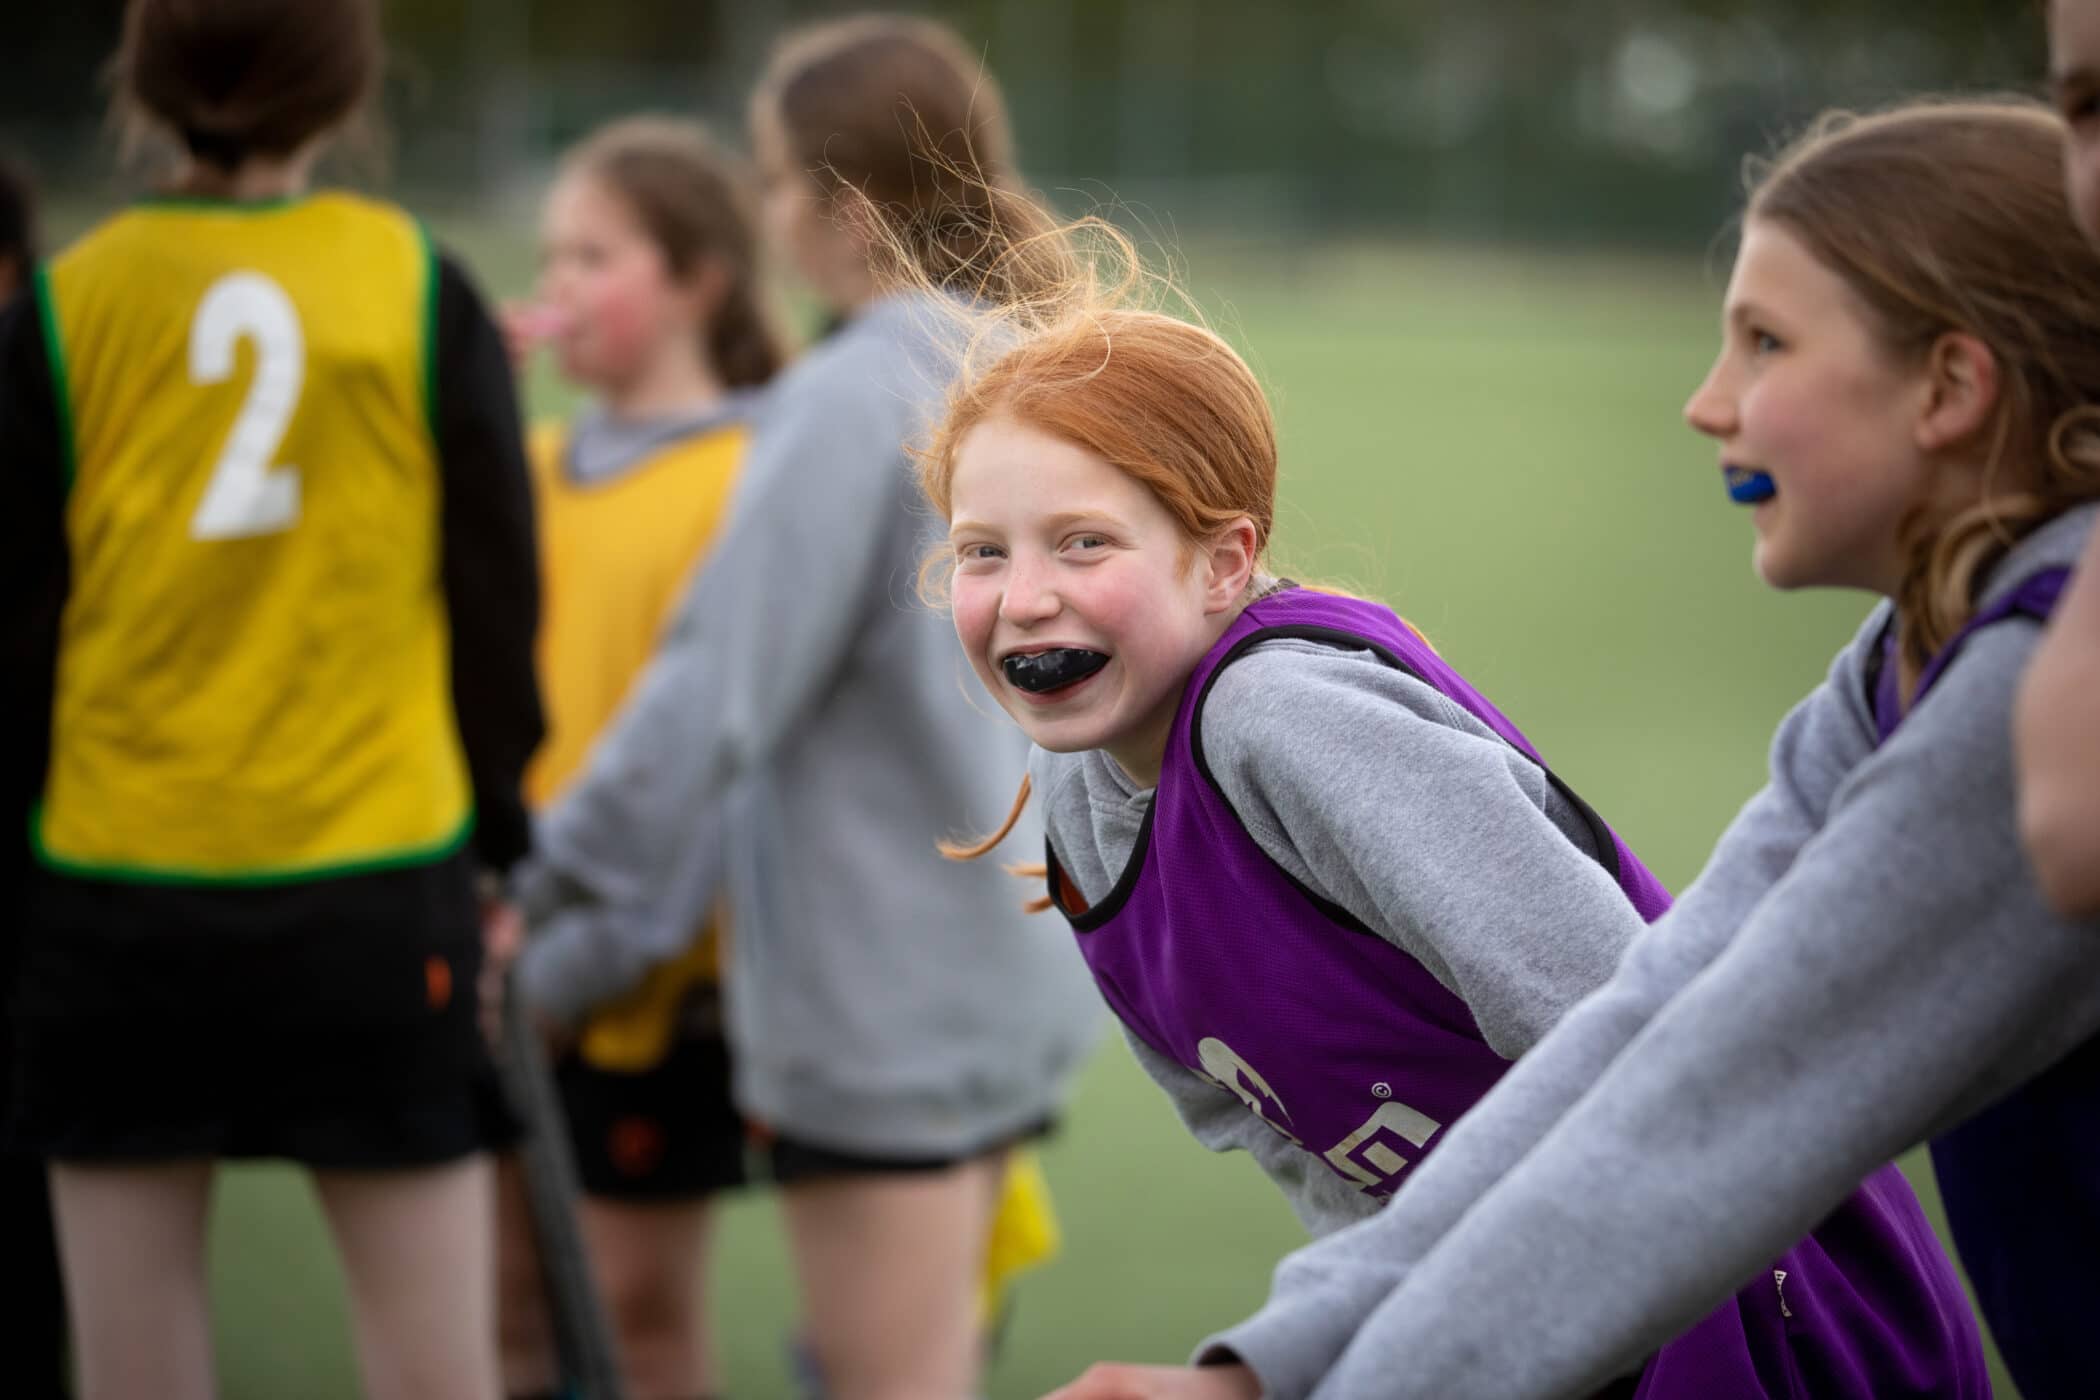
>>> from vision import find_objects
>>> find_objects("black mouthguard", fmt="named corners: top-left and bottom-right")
top-left (1002, 648), bottom-right (1110, 693)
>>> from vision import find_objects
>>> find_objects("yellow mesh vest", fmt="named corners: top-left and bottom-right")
top-left (526, 417), bottom-right (747, 1069)
top-left (33, 194), bottom-right (471, 882)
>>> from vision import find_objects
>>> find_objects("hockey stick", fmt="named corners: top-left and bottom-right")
top-left (496, 970), bottom-right (628, 1400)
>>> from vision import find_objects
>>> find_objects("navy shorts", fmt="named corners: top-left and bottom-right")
top-left (556, 1027), bottom-right (749, 1202)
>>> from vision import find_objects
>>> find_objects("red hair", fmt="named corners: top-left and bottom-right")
top-left (901, 217), bottom-right (1283, 891)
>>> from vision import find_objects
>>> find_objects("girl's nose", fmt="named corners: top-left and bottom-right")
top-left (1683, 363), bottom-right (1737, 439)
top-left (999, 556), bottom-right (1061, 624)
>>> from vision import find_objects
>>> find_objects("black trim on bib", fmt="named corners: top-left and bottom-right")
top-left (1186, 624), bottom-right (1626, 910)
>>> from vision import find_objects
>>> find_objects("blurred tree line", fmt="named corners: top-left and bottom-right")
top-left (1, 0), bottom-right (2046, 246)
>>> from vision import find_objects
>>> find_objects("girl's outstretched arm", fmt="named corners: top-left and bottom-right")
top-left (2015, 526), bottom-right (2100, 916)
top-left (1187, 610), bottom-right (1884, 1397)
top-left (1279, 621), bottom-right (2100, 1400)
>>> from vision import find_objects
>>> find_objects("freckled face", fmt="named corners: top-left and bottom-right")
top-left (947, 415), bottom-right (1226, 783)
top-left (1682, 220), bottom-right (1936, 595)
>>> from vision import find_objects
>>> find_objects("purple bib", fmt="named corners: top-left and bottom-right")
top-left (1873, 567), bottom-right (2090, 1399)
top-left (1050, 586), bottom-right (1987, 1398)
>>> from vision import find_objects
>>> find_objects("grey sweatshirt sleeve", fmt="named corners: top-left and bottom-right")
top-left (513, 348), bottom-right (908, 1024)
top-left (1196, 617), bottom-right (1879, 1395)
top-left (1213, 618), bottom-right (2100, 1399)
top-left (1201, 642), bottom-right (1649, 1058)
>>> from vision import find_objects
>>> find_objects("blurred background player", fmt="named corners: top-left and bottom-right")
top-left (2019, 0), bottom-right (2100, 917)
top-left (513, 15), bottom-right (1101, 1399)
top-left (0, 149), bottom-right (70, 1400)
top-left (493, 114), bottom-right (782, 1400)
top-left (0, 2), bottom-right (542, 1397)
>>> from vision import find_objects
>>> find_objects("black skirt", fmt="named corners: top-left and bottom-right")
top-left (7, 853), bottom-right (520, 1168)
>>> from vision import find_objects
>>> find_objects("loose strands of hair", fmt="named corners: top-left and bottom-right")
top-left (935, 772), bottom-right (1052, 912)
top-left (1747, 97), bottom-right (2100, 686)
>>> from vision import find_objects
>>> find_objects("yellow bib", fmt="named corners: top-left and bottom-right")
top-left (526, 417), bottom-right (747, 1068)
top-left (525, 417), bottom-right (748, 806)
top-left (33, 194), bottom-right (471, 882)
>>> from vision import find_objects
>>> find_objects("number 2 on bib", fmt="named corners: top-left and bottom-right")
top-left (188, 272), bottom-right (304, 540)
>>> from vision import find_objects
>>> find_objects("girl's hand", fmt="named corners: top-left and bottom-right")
top-left (1041, 1362), bottom-right (1261, 1400)
top-left (477, 895), bottom-right (525, 1048)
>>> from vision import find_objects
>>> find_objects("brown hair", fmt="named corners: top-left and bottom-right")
top-left (563, 117), bottom-right (785, 390)
top-left (1747, 98), bottom-right (2100, 677)
top-left (113, 0), bottom-right (380, 171)
top-left (750, 13), bottom-right (1065, 304)
top-left (0, 153), bottom-right (36, 270)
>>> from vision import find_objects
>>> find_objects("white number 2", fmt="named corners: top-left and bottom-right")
top-left (188, 272), bottom-right (304, 540)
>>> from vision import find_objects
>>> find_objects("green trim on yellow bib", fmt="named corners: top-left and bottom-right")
top-left (29, 804), bottom-right (477, 888)
top-left (31, 264), bottom-right (74, 492)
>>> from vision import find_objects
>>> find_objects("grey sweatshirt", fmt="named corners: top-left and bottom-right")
top-left (514, 291), bottom-right (1102, 1157)
top-left (560, 393), bottom-right (758, 485)
top-left (1033, 635), bottom-right (1651, 1236)
top-left (1203, 506), bottom-right (2100, 1399)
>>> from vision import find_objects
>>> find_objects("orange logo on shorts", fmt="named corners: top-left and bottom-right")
top-left (425, 956), bottom-right (453, 1010)
top-left (610, 1116), bottom-right (666, 1177)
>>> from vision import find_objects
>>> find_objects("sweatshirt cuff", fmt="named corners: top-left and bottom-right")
top-left (1195, 1280), bottom-right (1379, 1400)
top-left (514, 911), bottom-right (612, 1028)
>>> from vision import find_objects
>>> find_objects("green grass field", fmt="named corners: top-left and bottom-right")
top-left (187, 225), bottom-right (2020, 1397)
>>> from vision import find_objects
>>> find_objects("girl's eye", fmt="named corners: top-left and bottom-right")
top-left (1749, 328), bottom-right (1783, 356)
top-left (958, 542), bottom-right (1004, 563)
top-left (1067, 534), bottom-right (1110, 553)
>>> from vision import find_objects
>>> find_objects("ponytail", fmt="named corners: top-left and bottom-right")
top-left (708, 281), bottom-right (785, 390)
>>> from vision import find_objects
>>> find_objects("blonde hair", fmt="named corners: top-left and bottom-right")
top-left (1747, 98), bottom-right (2100, 679)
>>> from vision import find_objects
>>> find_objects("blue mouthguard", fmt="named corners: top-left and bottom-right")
top-left (1725, 467), bottom-right (1776, 505)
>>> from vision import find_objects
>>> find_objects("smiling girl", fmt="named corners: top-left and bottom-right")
top-left (916, 216), bottom-right (1986, 1395)
top-left (1048, 97), bottom-right (2100, 1400)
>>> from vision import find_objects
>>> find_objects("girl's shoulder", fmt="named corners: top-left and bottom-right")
top-left (1199, 635), bottom-right (1491, 773)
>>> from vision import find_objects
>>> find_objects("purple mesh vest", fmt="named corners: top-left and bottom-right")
top-left (1050, 587), bottom-right (1987, 1398)
top-left (1875, 568), bottom-right (2090, 1400)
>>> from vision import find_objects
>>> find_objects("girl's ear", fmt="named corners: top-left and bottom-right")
top-left (1916, 331), bottom-right (2000, 454)
top-left (1203, 517), bottom-right (1260, 614)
